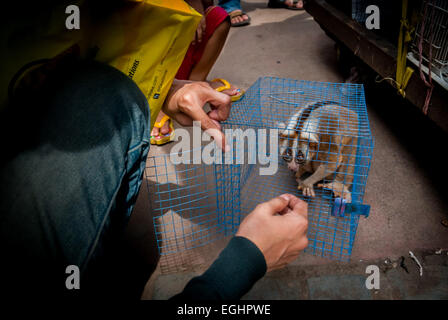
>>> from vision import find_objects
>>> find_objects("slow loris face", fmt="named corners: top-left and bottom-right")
top-left (279, 134), bottom-right (317, 173)
top-left (278, 106), bottom-right (320, 173)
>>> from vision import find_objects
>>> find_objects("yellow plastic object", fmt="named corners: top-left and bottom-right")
top-left (3, 0), bottom-right (201, 130)
top-left (91, 0), bottom-right (201, 129)
top-left (150, 115), bottom-right (175, 145)
top-left (211, 78), bottom-right (245, 102)
top-left (149, 78), bottom-right (245, 146)
top-left (395, 0), bottom-right (415, 98)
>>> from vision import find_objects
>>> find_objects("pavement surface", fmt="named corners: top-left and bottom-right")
top-left (123, 1), bottom-right (448, 300)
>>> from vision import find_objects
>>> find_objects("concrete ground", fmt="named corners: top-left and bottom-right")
top-left (127, 1), bottom-right (448, 300)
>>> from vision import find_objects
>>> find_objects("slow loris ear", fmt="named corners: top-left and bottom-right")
top-left (277, 122), bottom-right (286, 131)
top-left (277, 121), bottom-right (297, 138)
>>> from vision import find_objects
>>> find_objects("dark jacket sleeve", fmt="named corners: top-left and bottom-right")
top-left (170, 236), bottom-right (267, 301)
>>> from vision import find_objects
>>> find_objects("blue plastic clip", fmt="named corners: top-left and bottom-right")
top-left (331, 198), bottom-right (370, 218)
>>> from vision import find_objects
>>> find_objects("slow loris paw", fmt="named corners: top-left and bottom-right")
top-left (298, 181), bottom-right (315, 197)
top-left (317, 182), bottom-right (352, 202)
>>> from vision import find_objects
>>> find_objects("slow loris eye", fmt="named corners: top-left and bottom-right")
top-left (295, 150), bottom-right (305, 164)
top-left (282, 148), bottom-right (292, 162)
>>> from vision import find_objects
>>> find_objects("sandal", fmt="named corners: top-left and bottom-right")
top-left (267, 0), bottom-right (305, 10)
top-left (211, 78), bottom-right (245, 102)
top-left (150, 115), bottom-right (175, 145)
top-left (229, 10), bottom-right (251, 27)
top-left (150, 79), bottom-right (244, 146)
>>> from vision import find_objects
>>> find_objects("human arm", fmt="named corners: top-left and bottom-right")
top-left (170, 194), bottom-right (309, 300)
top-left (162, 79), bottom-right (232, 151)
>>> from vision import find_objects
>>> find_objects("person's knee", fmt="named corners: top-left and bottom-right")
top-left (44, 61), bottom-right (150, 152)
top-left (71, 61), bottom-right (149, 123)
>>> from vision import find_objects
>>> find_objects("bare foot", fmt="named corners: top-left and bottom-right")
top-left (285, 0), bottom-right (304, 9)
top-left (209, 80), bottom-right (242, 99)
top-left (229, 10), bottom-right (249, 25)
top-left (151, 80), bottom-right (241, 140)
top-left (151, 111), bottom-right (170, 138)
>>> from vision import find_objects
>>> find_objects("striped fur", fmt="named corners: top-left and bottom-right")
top-left (279, 101), bottom-right (359, 201)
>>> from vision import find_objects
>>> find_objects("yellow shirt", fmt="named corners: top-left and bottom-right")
top-left (1, 0), bottom-right (201, 129)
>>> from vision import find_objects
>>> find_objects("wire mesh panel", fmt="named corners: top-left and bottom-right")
top-left (146, 147), bottom-right (227, 256)
top-left (223, 77), bottom-right (373, 261)
top-left (145, 129), bottom-right (243, 270)
top-left (146, 77), bottom-right (373, 267)
top-left (409, 0), bottom-right (448, 85)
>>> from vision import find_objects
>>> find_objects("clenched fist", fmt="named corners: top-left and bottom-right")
top-left (236, 194), bottom-right (308, 272)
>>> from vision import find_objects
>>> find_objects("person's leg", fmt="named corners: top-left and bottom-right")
top-left (0, 60), bottom-right (151, 297)
top-left (189, 18), bottom-right (230, 81)
top-left (190, 20), bottom-right (241, 97)
top-left (218, 0), bottom-right (250, 26)
top-left (177, 6), bottom-right (230, 82)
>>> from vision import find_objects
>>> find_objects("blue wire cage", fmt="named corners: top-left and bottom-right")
top-left (146, 77), bottom-right (374, 266)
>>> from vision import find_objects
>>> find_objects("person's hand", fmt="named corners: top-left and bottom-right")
top-left (192, 16), bottom-right (206, 45)
top-left (236, 194), bottom-right (308, 272)
top-left (162, 80), bottom-right (231, 151)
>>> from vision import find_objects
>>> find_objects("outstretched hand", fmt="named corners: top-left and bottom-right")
top-left (236, 194), bottom-right (309, 271)
top-left (162, 79), bottom-right (231, 151)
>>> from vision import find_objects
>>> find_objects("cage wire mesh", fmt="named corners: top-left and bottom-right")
top-left (223, 77), bottom-right (373, 261)
top-left (145, 132), bottom-right (242, 273)
top-left (146, 77), bottom-right (373, 271)
top-left (145, 147), bottom-right (235, 254)
top-left (409, 0), bottom-right (448, 87)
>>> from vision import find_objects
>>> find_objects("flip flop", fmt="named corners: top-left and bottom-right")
top-left (150, 80), bottom-right (244, 146)
top-left (150, 115), bottom-right (175, 145)
top-left (267, 0), bottom-right (305, 10)
top-left (229, 10), bottom-right (251, 27)
top-left (211, 78), bottom-right (245, 102)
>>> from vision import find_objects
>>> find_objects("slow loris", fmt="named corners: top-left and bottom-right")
top-left (279, 101), bottom-right (359, 202)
